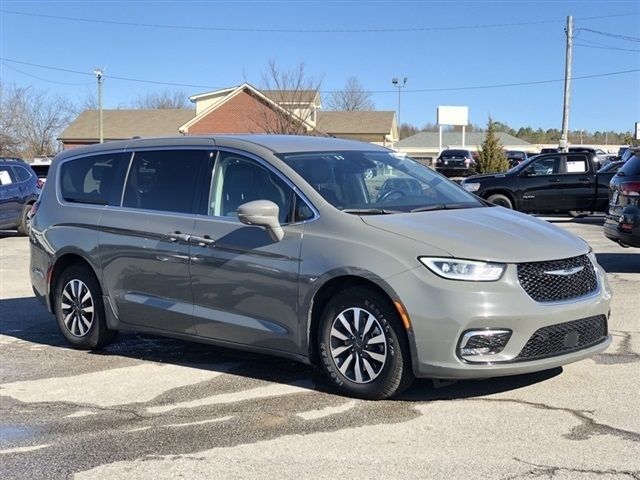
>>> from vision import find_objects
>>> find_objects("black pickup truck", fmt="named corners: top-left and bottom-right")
top-left (460, 151), bottom-right (615, 215)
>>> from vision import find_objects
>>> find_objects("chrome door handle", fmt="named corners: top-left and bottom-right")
top-left (189, 235), bottom-right (216, 247)
top-left (166, 231), bottom-right (191, 243)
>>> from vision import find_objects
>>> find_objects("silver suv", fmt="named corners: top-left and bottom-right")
top-left (30, 135), bottom-right (612, 399)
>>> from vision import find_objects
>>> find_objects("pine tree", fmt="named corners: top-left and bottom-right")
top-left (475, 117), bottom-right (509, 174)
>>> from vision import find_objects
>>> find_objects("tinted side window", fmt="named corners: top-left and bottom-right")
top-left (527, 157), bottom-right (561, 176)
top-left (13, 165), bottom-right (32, 182)
top-left (61, 153), bottom-right (129, 205)
top-left (618, 154), bottom-right (640, 177)
top-left (123, 150), bottom-right (207, 214)
top-left (209, 153), bottom-right (294, 224)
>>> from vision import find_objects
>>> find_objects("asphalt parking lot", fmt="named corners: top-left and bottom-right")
top-left (1, 216), bottom-right (639, 480)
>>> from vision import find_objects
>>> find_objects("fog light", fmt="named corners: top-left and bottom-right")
top-left (459, 329), bottom-right (512, 360)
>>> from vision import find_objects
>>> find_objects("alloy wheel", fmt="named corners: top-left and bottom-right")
top-left (329, 307), bottom-right (388, 384)
top-left (60, 279), bottom-right (94, 337)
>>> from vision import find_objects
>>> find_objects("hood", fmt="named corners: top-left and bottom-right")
top-left (361, 207), bottom-right (589, 263)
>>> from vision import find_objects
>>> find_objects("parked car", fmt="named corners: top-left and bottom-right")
top-left (434, 149), bottom-right (476, 177)
top-left (30, 135), bottom-right (611, 399)
top-left (568, 147), bottom-right (607, 169)
top-left (0, 157), bottom-right (42, 234)
top-left (604, 149), bottom-right (640, 248)
top-left (462, 151), bottom-right (615, 216)
top-left (505, 150), bottom-right (529, 168)
top-left (598, 161), bottom-right (625, 174)
top-left (30, 158), bottom-right (52, 184)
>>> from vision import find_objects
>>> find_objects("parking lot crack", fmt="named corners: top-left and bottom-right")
top-left (594, 331), bottom-right (640, 365)
top-left (472, 398), bottom-right (640, 443)
top-left (506, 458), bottom-right (640, 479)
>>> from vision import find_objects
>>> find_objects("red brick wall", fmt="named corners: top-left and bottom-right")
top-left (187, 90), bottom-right (288, 134)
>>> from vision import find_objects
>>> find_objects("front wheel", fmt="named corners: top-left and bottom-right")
top-left (54, 264), bottom-right (117, 349)
top-left (318, 287), bottom-right (414, 399)
top-left (486, 193), bottom-right (513, 209)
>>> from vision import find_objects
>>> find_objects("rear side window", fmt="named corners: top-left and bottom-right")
top-left (61, 153), bottom-right (129, 205)
top-left (13, 165), bottom-right (33, 182)
top-left (565, 156), bottom-right (588, 174)
top-left (122, 150), bottom-right (207, 214)
top-left (618, 153), bottom-right (640, 177)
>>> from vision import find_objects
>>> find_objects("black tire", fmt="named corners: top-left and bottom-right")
top-left (486, 193), bottom-right (513, 209)
top-left (53, 264), bottom-right (117, 350)
top-left (318, 287), bottom-right (414, 400)
top-left (16, 204), bottom-right (31, 236)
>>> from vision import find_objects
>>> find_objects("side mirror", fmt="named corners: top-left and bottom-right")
top-left (237, 200), bottom-right (284, 242)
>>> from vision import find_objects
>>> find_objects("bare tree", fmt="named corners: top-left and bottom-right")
top-left (254, 59), bottom-right (323, 135)
top-left (0, 83), bottom-right (26, 156)
top-left (1, 83), bottom-right (74, 158)
top-left (131, 89), bottom-right (191, 109)
top-left (326, 76), bottom-right (374, 111)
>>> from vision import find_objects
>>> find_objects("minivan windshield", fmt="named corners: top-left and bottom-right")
top-left (279, 150), bottom-right (484, 213)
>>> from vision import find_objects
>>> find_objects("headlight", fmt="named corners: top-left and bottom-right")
top-left (462, 182), bottom-right (480, 192)
top-left (419, 257), bottom-right (506, 281)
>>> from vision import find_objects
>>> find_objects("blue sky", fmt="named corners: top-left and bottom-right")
top-left (1, 0), bottom-right (639, 133)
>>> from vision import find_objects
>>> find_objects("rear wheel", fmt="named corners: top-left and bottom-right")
top-left (318, 287), bottom-right (414, 399)
top-left (486, 193), bottom-right (513, 209)
top-left (16, 204), bottom-right (32, 235)
top-left (54, 265), bottom-right (116, 349)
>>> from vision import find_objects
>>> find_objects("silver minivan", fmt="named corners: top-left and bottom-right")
top-left (30, 135), bottom-right (612, 399)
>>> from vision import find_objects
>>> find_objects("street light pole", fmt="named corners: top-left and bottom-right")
top-left (392, 77), bottom-right (407, 149)
top-left (94, 68), bottom-right (104, 144)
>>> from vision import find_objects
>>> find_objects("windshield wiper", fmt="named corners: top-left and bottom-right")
top-left (341, 208), bottom-right (401, 215)
top-left (409, 205), bottom-right (446, 212)
top-left (410, 203), bottom-right (481, 213)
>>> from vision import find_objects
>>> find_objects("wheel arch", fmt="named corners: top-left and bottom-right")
top-left (48, 252), bottom-right (100, 313)
top-left (306, 274), bottom-right (411, 366)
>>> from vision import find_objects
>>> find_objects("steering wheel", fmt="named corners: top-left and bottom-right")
top-left (377, 189), bottom-right (406, 203)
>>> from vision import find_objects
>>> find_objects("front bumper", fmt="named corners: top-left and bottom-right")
top-left (388, 253), bottom-right (612, 379)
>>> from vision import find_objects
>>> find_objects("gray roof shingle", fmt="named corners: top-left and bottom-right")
top-left (59, 109), bottom-right (195, 141)
top-left (316, 111), bottom-right (395, 134)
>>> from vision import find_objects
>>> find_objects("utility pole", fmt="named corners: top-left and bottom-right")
top-left (392, 77), bottom-right (407, 150)
top-left (560, 15), bottom-right (573, 153)
top-left (94, 68), bottom-right (104, 143)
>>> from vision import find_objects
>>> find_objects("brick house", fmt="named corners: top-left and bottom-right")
top-left (58, 83), bottom-right (397, 149)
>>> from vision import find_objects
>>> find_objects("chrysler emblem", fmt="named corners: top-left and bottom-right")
top-left (544, 266), bottom-right (584, 276)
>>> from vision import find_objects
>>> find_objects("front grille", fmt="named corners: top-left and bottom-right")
top-left (517, 255), bottom-right (597, 302)
top-left (515, 315), bottom-right (607, 361)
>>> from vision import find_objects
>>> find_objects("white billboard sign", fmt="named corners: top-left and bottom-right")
top-left (437, 106), bottom-right (469, 126)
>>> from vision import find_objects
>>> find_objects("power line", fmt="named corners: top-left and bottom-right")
top-left (0, 58), bottom-right (222, 90)
top-left (578, 27), bottom-right (640, 43)
top-left (574, 43), bottom-right (640, 53)
top-left (0, 61), bottom-right (93, 86)
top-left (1, 57), bottom-right (638, 94)
top-left (1, 9), bottom-right (638, 34)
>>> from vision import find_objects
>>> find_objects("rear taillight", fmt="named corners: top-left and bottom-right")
top-left (36, 179), bottom-right (44, 189)
top-left (620, 182), bottom-right (640, 196)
